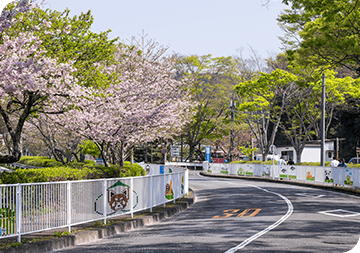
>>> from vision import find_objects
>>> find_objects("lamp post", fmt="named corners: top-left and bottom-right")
top-left (229, 96), bottom-right (235, 162)
top-left (320, 74), bottom-right (326, 166)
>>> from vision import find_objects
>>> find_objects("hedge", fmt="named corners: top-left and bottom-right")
top-left (230, 160), bottom-right (333, 166)
top-left (0, 157), bottom-right (145, 184)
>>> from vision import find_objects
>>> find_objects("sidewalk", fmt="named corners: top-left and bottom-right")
top-left (0, 191), bottom-right (195, 253)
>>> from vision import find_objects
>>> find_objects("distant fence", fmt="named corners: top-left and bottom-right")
top-left (203, 162), bottom-right (359, 188)
top-left (164, 162), bottom-right (204, 169)
top-left (0, 167), bottom-right (188, 242)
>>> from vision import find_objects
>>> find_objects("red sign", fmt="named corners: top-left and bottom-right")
top-left (161, 148), bottom-right (167, 154)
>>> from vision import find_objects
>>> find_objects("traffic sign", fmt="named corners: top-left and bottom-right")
top-left (270, 145), bottom-right (276, 154)
top-left (171, 146), bottom-right (179, 156)
top-left (161, 148), bottom-right (167, 155)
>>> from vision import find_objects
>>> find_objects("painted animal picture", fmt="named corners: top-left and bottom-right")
top-left (146, 165), bottom-right (150, 175)
top-left (108, 188), bottom-right (129, 211)
top-left (306, 171), bottom-right (314, 180)
top-left (165, 181), bottom-right (172, 196)
top-left (324, 170), bottom-right (331, 181)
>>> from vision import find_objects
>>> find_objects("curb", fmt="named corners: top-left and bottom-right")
top-left (200, 172), bottom-right (360, 198)
top-left (1, 191), bottom-right (195, 253)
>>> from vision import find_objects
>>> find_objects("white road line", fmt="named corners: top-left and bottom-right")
top-left (295, 193), bottom-right (326, 198)
top-left (318, 209), bottom-right (360, 218)
top-left (224, 183), bottom-right (294, 253)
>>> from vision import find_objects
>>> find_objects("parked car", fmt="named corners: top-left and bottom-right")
top-left (348, 157), bottom-right (360, 164)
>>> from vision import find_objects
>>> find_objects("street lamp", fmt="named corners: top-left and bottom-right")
top-left (321, 74), bottom-right (326, 166)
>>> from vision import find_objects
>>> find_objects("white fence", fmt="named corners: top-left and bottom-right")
top-left (138, 164), bottom-right (187, 175)
top-left (0, 168), bottom-right (188, 242)
top-left (203, 162), bottom-right (360, 188)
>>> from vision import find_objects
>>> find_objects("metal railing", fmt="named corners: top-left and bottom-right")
top-left (203, 162), bottom-right (360, 188)
top-left (0, 168), bottom-right (189, 242)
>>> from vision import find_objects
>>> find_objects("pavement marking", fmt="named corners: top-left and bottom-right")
top-left (224, 183), bottom-right (294, 253)
top-left (237, 208), bottom-right (261, 217)
top-left (295, 193), bottom-right (326, 198)
top-left (212, 209), bottom-right (240, 219)
top-left (318, 209), bottom-right (360, 218)
top-left (212, 209), bottom-right (261, 219)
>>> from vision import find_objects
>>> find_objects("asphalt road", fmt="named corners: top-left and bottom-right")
top-left (53, 171), bottom-right (360, 253)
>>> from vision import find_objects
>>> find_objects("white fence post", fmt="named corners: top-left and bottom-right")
top-left (130, 177), bottom-right (134, 218)
top-left (103, 179), bottom-right (107, 225)
top-left (16, 184), bottom-right (22, 243)
top-left (163, 174), bottom-right (166, 207)
top-left (150, 175), bottom-right (153, 212)
top-left (287, 165), bottom-right (289, 181)
top-left (185, 169), bottom-right (189, 194)
top-left (173, 173), bottom-right (177, 204)
top-left (67, 181), bottom-right (71, 232)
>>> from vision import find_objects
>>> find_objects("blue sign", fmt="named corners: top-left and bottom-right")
top-left (205, 146), bottom-right (211, 163)
top-left (160, 165), bottom-right (164, 174)
top-left (95, 159), bottom-right (104, 165)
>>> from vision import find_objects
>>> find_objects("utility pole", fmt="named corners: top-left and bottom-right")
top-left (144, 143), bottom-right (148, 163)
top-left (181, 134), bottom-right (183, 162)
top-left (321, 74), bottom-right (326, 166)
top-left (229, 96), bottom-right (235, 162)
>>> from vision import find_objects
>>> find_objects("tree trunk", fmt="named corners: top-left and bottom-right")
top-left (189, 143), bottom-right (195, 162)
top-left (79, 153), bottom-right (85, 163)
top-left (296, 149), bottom-right (302, 163)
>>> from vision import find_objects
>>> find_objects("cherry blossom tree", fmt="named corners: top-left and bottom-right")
top-left (0, 0), bottom-right (32, 33)
top-left (0, 32), bottom-right (81, 163)
top-left (58, 44), bottom-right (193, 167)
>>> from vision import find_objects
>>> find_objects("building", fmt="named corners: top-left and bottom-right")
top-left (275, 140), bottom-right (335, 163)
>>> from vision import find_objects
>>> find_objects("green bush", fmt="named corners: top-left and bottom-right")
top-left (0, 157), bottom-right (145, 184)
top-left (19, 156), bottom-right (62, 167)
top-left (231, 160), bottom-right (272, 165)
top-left (231, 160), bottom-right (332, 166)
top-left (123, 161), bottom-right (145, 177)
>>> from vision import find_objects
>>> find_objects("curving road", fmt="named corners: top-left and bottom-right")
top-left (53, 171), bottom-right (360, 253)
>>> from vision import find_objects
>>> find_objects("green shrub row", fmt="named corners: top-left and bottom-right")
top-left (231, 160), bottom-right (334, 166)
top-left (18, 156), bottom-right (64, 167)
top-left (0, 157), bottom-right (145, 184)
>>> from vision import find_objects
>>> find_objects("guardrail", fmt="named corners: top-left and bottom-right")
top-left (203, 162), bottom-right (360, 189)
top-left (0, 168), bottom-right (189, 242)
top-left (165, 162), bottom-right (204, 168)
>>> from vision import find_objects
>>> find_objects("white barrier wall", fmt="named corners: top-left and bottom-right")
top-left (138, 164), bottom-right (185, 175)
top-left (203, 162), bottom-right (360, 188)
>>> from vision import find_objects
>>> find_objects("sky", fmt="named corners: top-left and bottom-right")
top-left (1, 0), bottom-right (288, 59)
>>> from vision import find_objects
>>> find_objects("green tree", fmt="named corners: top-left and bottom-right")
top-left (278, 0), bottom-right (360, 77)
top-left (235, 68), bottom-right (298, 161)
top-left (175, 54), bottom-right (235, 162)
top-left (79, 140), bottom-right (101, 158)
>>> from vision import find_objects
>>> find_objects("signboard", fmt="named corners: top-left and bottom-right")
top-left (205, 146), bottom-right (211, 163)
top-left (270, 145), bottom-right (276, 154)
top-left (95, 159), bottom-right (104, 165)
top-left (161, 148), bottom-right (167, 155)
top-left (160, 165), bottom-right (164, 175)
top-left (171, 146), bottom-right (179, 157)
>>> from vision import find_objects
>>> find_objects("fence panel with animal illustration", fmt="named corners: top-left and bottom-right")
top-left (204, 163), bottom-right (359, 188)
top-left (0, 169), bottom-right (188, 242)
